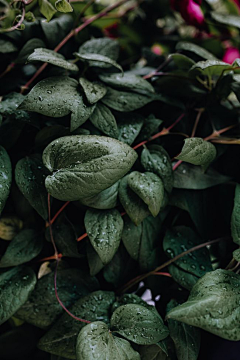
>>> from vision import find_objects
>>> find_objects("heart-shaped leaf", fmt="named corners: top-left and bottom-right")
top-left (79, 181), bottom-right (119, 210)
top-left (79, 78), bottom-right (107, 104)
top-left (55, 0), bottom-right (73, 13)
top-left (0, 146), bottom-right (12, 214)
top-left (231, 184), bottom-right (240, 245)
top-left (27, 48), bottom-right (78, 71)
top-left (42, 135), bottom-right (137, 201)
top-left (74, 52), bottom-right (123, 72)
top-left (167, 269), bottom-right (240, 341)
top-left (39, 0), bottom-right (57, 21)
top-left (99, 73), bottom-right (155, 94)
top-left (89, 103), bottom-right (119, 138)
top-left (84, 208), bottom-right (123, 264)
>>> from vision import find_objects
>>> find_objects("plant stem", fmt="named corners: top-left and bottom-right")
top-left (204, 124), bottom-right (237, 141)
top-left (0, 63), bottom-right (15, 79)
top-left (191, 108), bottom-right (204, 137)
top-left (77, 232), bottom-right (88, 242)
top-left (151, 272), bottom-right (172, 277)
top-left (46, 201), bottom-right (70, 228)
top-left (38, 253), bottom-right (63, 262)
top-left (118, 237), bottom-right (230, 294)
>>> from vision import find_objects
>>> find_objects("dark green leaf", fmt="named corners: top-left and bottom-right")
top-left (112, 294), bottom-right (160, 317)
top-left (79, 181), bottom-right (119, 210)
top-left (43, 135), bottom-right (137, 201)
top-left (76, 321), bottom-right (140, 360)
top-left (110, 304), bottom-right (169, 345)
top-left (167, 269), bottom-right (240, 341)
top-left (99, 73), bottom-right (155, 94)
top-left (38, 291), bottom-right (115, 359)
top-left (89, 103), bottom-right (118, 138)
top-left (55, 0), bottom-right (73, 13)
top-left (87, 242), bottom-right (104, 276)
top-left (138, 344), bottom-right (168, 360)
top-left (233, 248), bottom-right (240, 262)
top-left (15, 154), bottom-right (49, 220)
top-left (40, 14), bottom-right (72, 49)
top-left (117, 112), bottom-right (144, 145)
top-left (231, 184), bottom-right (240, 245)
top-left (0, 266), bottom-right (36, 325)
top-left (79, 78), bottom-right (107, 105)
top-left (0, 229), bottom-right (43, 267)
top-left (0, 39), bottom-right (17, 53)
top-left (16, 38), bottom-right (46, 64)
top-left (16, 268), bottom-right (99, 328)
top-left (168, 264), bottom-right (198, 291)
top-left (170, 53), bottom-right (195, 71)
top-left (0, 146), bottom-right (12, 214)
top-left (136, 114), bottom-right (162, 143)
top-left (141, 145), bottom-right (173, 193)
top-left (74, 52), bottom-right (123, 72)
top-left (78, 38), bottom-right (119, 62)
top-left (84, 208), bottom-right (123, 264)
top-left (27, 48), bottom-right (78, 71)
top-left (39, 0), bottom-right (57, 22)
top-left (0, 92), bottom-right (32, 123)
top-left (176, 42), bottom-right (217, 60)
top-left (189, 60), bottom-right (231, 77)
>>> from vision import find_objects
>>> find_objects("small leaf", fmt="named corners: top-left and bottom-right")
top-left (38, 291), bottom-right (115, 358)
top-left (84, 209), bottom-right (123, 264)
top-left (176, 138), bottom-right (217, 169)
top-left (27, 48), bottom-right (78, 71)
top-left (167, 269), bottom-right (240, 341)
top-left (110, 304), bottom-right (169, 345)
top-left (99, 73), bottom-right (155, 94)
top-left (119, 175), bottom-right (150, 226)
top-left (0, 39), bottom-right (18, 53)
top-left (38, 0), bottom-right (57, 21)
top-left (0, 229), bottom-right (43, 267)
top-left (78, 38), bottom-right (119, 62)
top-left (189, 60), bottom-right (231, 77)
top-left (89, 103), bottom-right (119, 138)
top-left (136, 114), bottom-right (162, 143)
top-left (170, 53), bottom-right (195, 71)
top-left (15, 154), bottom-right (49, 220)
top-left (231, 184), bottom-right (240, 245)
top-left (101, 87), bottom-right (157, 112)
top-left (79, 78), bottom-right (107, 104)
top-left (176, 41), bottom-right (217, 60)
top-left (141, 145), bottom-right (173, 193)
top-left (0, 266), bottom-right (36, 325)
top-left (128, 171), bottom-right (164, 217)
top-left (76, 321), bottom-right (140, 360)
top-left (55, 0), bottom-right (73, 13)
top-left (117, 112), bottom-right (144, 145)
top-left (74, 52), bottom-right (123, 72)
top-left (0, 146), bottom-right (12, 214)
top-left (233, 248), bottom-right (240, 262)
top-left (16, 38), bottom-right (46, 64)
top-left (79, 181), bottom-right (119, 210)
top-left (42, 135), bottom-right (137, 201)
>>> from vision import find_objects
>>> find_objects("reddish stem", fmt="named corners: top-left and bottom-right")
top-left (0, 63), bottom-right (15, 79)
top-left (152, 272), bottom-right (172, 277)
top-left (38, 253), bottom-right (63, 262)
top-left (172, 160), bottom-right (182, 171)
top-left (46, 201), bottom-right (70, 228)
top-left (77, 232), bottom-right (88, 242)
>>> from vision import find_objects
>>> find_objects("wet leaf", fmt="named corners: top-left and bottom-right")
top-left (79, 78), bottom-right (107, 104)
top-left (27, 48), bottom-right (78, 71)
top-left (0, 146), bottom-right (12, 214)
top-left (170, 53), bottom-right (195, 71)
top-left (168, 264), bottom-right (198, 291)
top-left (74, 52), bottom-right (123, 72)
top-left (231, 184), bottom-right (240, 245)
top-left (117, 112), bottom-right (144, 145)
top-left (0, 39), bottom-right (17, 53)
top-left (189, 60), bottom-right (231, 77)
top-left (176, 42), bottom-right (217, 60)
top-left (211, 11), bottom-right (240, 29)
top-left (233, 248), bottom-right (240, 262)
top-left (78, 38), bottom-right (119, 62)
top-left (79, 181), bottom-right (119, 210)
top-left (138, 343), bottom-right (168, 360)
top-left (99, 73), bottom-right (155, 94)
top-left (16, 38), bottom-right (46, 64)
top-left (89, 103), bottom-right (118, 138)
top-left (87, 242), bottom-right (104, 276)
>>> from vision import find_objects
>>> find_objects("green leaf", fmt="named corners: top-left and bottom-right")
top-left (79, 181), bottom-right (119, 210)
top-left (101, 87), bottom-right (157, 112)
top-left (55, 0), bottom-right (73, 13)
top-left (170, 53), bottom-right (195, 71)
top-left (89, 103), bottom-right (118, 138)
top-left (163, 226), bottom-right (212, 277)
top-left (87, 242), bottom-right (104, 276)
top-left (189, 60), bottom-right (231, 77)
top-left (211, 11), bottom-right (240, 29)
top-left (233, 248), bottom-right (240, 262)
top-left (15, 38), bottom-right (46, 64)
top-left (74, 52), bottom-right (123, 73)
top-left (111, 294), bottom-right (160, 317)
top-left (38, 291), bottom-right (115, 359)
top-left (99, 73), bottom-right (155, 95)
top-left (79, 78), bottom-right (107, 105)
top-left (0, 266), bottom-right (36, 325)
top-left (78, 38), bottom-right (119, 62)
top-left (84, 208), bottom-right (123, 264)
top-left (167, 299), bottom-right (201, 360)
top-left (15, 154), bottom-right (49, 220)
top-left (27, 48), bottom-right (78, 71)
top-left (141, 145), bottom-right (173, 193)
top-left (16, 268), bottom-right (99, 329)
top-left (119, 175), bottom-right (150, 226)
top-left (231, 184), bottom-right (240, 245)
top-left (0, 39), bottom-right (17, 53)
top-left (39, 0), bottom-right (57, 21)
top-left (176, 42), bottom-right (217, 60)
top-left (40, 14), bottom-right (72, 49)
top-left (110, 304), bottom-right (169, 345)
top-left (128, 171), bottom-right (164, 217)
top-left (138, 344), bottom-right (168, 360)
top-left (168, 264), bottom-right (198, 291)
top-left (117, 112), bottom-right (144, 145)
top-left (136, 114), bottom-right (162, 143)
top-left (0, 92), bottom-right (32, 123)
top-left (18, 76), bottom-right (94, 132)
top-left (176, 138), bottom-right (217, 169)
top-left (167, 269), bottom-right (240, 341)
top-left (43, 135), bottom-right (137, 201)
top-left (0, 146), bottom-right (12, 214)
top-left (173, 163), bottom-right (231, 190)
top-left (0, 229), bottom-right (43, 267)
top-left (76, 321), bottom-right (140, 360)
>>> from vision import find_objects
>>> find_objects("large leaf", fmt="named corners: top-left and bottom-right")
top-left (15, 154), bottom-right (49, 220)
top-left (87, 242), bottom-right (104, 276)
top-left (38, 291), bottom-right (115, 359)
top-left (16, 38), bottom-right (46, 64)
top-left (167, 269), bottom-right (240, 341)
top-left (110, 304), bottom-right (169, 345)
top-left (75, 53), bottom-right (122, 72)
top-left (16, 268), bottom-right (99, 328)
top-left (231, 184), bottom-right (240, 245)
top-left (163, 226), bottom-right (212, 277)
top-left (101, 87), bottom-right (157, 112)
top-left (168, 264), bottom-right (198, 291)
top-left (79, 78), bottom-right (107, 105)
top-left (89, 103), bottom-right (119, 138)
top-left (170, 53), bottom-right (195, 71)
top-left (119, 175), bottom-right (150, 226)
top-left (27, 48), bottom-right (78, 71)
top-left (176, 42), bottom-right (217, 60)
top-left (128, 171), bottom-right (164, 217)
top-left (42, 135), bottom-right (137, 201)
top-left (176, 138), bottom-right (217, 169)
top-left (141, 145), bottom-right (173, 193)
top-left (136, 114), bottom-right (162, 143)
top-left (76, 321), bottom-right (140, 360)
top-left (78, 38), bottom-right (119, 62)
top-left (99, 73), bottom-right (155, 94)
top-left (167, 299), bottom-right (201, 360)
top-left (117, 112), bottom-right (144, 145)
top-left (211, 11), bottom-right (240, 29)
top-left (0, 229), bottom-right (43, 267)
top-left (138, 344), bottom-right (168, 360)
top-left (84, 208), bottom-right (123, 264)
top-left (0, 146), bottom-right (12, 214)
top-left (0, 266), bottom-right (36, 325)
top-left (79, 181), bottom-right (119, 210)
top-left (18, 76), bottom-right (94, 132)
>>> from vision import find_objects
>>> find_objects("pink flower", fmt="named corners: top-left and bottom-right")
top-left (170, 0), bottom-right (205, 28)
top-left (151, 44), bottom-right (163, 56)
top-left (223, 47), bottom-right (240, 64)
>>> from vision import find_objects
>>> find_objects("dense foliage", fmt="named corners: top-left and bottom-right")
top-left (0, 0), bottom-right (240, 359)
